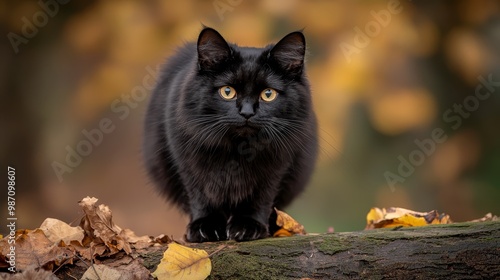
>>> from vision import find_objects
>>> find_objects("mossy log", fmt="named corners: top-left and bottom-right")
top-left (191, 221), bottom-right (500, 279)
top-left (59, 221), bottom-right (500, 279)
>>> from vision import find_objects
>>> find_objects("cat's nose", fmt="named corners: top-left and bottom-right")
top-left (239, 102), bottom-right (255, 119)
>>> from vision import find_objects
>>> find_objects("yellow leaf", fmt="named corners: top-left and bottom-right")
top-left (366, 207), bottom-right (385, 225)
top-left (152, 243), bottom-right (211, 280)
top-left (273, 208), bottom-right (306, 237)
top-left (365, 207), bottom-right (452, 229)
top-left (273, 228), bottom-right (293, 237)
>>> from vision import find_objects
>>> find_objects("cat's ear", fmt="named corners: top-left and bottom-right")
top-left (269, 31), bottom-right (305, 75)
top-left (197, 28), bottom-right (231, 71)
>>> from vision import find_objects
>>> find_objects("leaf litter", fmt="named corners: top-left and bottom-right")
top-left (0, 196), bottom-right (170, 279)
top-left (365, 207), bottom-right (498, 229)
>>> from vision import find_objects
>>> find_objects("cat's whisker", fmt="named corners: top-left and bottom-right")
top-left (178, 117), bottom-right (232, 157)
top-left (263, 125), bottom-right (296, 160)
top-left (269, 118), bottom-right (338, 160)
top-left (177, 122), bottom-right (218, 154)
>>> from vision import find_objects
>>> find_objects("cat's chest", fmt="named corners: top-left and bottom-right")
top-left (199, 155), bottom-right (287, 203)
top-left (205, 150), bottom-right (283, 177)
top-left (185, 148), bottom-right (288, 186)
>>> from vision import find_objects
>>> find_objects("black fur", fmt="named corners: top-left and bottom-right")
top-left (143, 28), bottom-right (318, 242)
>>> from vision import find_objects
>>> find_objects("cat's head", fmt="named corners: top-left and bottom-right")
top-left (181, 28), bottom-right (313, 149)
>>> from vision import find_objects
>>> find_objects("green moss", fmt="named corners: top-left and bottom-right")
top-left (209, 249), bottom-right (292, 280)
top-left (439, 221), bottom-right (499, 230)
top-left (206, 236), bottom-right (318, 279)
top-left (140, 248), bottom-right (165, 271)
top-left (362, 230), bottom-right (411, 242)
top-left (314, 235), bottom-right (350, 255)
top-left (237, 235), bottom-right (312, 257)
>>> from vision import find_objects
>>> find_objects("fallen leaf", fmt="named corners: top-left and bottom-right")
top-left (468, 213), bottom-right (499, 222)
top-left (40, 218), bottom-right (84, 245)
top-left (154, 234), bottom-right (173, 244)
top-left (119, 228), bottom-right (153, 250)
top-left (68, 239), bottom-right (107, 261)
top-left (78, 197), bottom-right (157, 257)
top-left (81, 264), bottom-right (122, 280)
top-left (152, 242), bottom-right (211, 280)
top-left (273, 228), bottom-right (293, 237)
top-left (79, 197), bottom-right (131, 255)
top-left (273, 208), bottom-right (306, 237)
top-left (0, 229), bottom-right (73, 271)
top-left (0, 266), bottom-right (59, 279)
top-left (64, 197), bottom-right (160, 260)
top-left (365, 207), bottom-right (452, 229)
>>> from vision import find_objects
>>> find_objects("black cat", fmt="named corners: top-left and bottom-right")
top-left (143, 27), bottom-right (318, 242)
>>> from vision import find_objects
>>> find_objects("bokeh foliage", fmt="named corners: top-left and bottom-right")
top-left (1, 0), bottom-right (500, 236)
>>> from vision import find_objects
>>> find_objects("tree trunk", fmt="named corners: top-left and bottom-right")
top-left (58, 221), bottom-right (500, 279)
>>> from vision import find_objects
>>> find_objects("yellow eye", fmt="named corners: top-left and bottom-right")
top-left (260, 88), bottom-right (278, 102)
top-left (219, 86), bottom-right (236, 100)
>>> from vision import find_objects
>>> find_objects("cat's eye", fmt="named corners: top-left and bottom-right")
top-left (219, 86), bottom-right (236, 100)
top-left (260, 88), bottom-right (278, 102)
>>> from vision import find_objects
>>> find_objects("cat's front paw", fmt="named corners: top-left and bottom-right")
top-left (186, 216), bottom-right (227, 243)
top-left (226, 216), bottom-right (269, 242)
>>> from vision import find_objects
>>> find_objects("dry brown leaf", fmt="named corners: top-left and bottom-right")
top-left (365, 207), bottom-right (452, 229)
top-left (120, 228), bottom-right (151, 243)
top-left (78, 197), bottom-right (156, 257)
top-left (68, 239), bottom-right (107, 261)
top-left (80, 256), bottom-right (151, 280)
top-left (154, 234), bottom-right (173, 244)
top-left (119, 228), bottom-right (154, 250)
top-left (79, 197), bottom-right (130, 254)
top-left (152, 242), bottom-right (211, 280)
top-left (81, 264), bottom-right (122, 280)
top-left (110, 256), bottom-right (151, 277)
top-left (273, 208), bottom-right (306, 237)
top-left (68, 197), bottom-right (159, 260)
top-left (468, 213), bottom-right (499, 222)
top-left (68, 240), bottom-right (91, 260)
top-left (78, 196), bottom-right (132, 256)
top-left (0, 266), bottom-right (59, 280)
top-left (40, 218), bottom-right (84, 245)
top-left (0, 229), bottom-right (73, 271)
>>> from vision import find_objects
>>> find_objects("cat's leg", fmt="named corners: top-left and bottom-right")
top-left (186, 213), bottom-right (227, 242)
top-left (226, 199), bottom-right (273, 242)
top-left (267, 208), bottom-right (280, 236)
top-left (185, 197), bottom-right (228, 242)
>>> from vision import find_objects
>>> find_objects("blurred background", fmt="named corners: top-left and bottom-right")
top-left (1, 0), bottom-right (500, 237)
